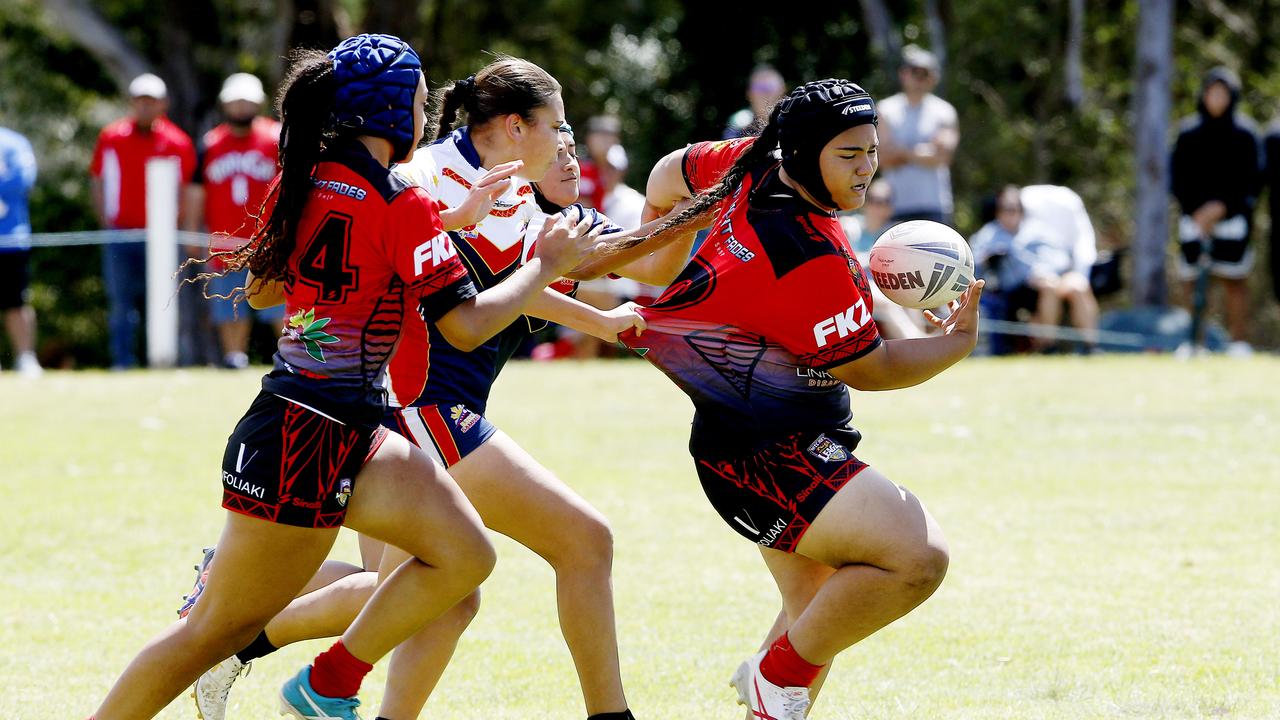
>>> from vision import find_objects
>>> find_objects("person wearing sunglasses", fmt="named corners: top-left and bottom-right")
top-left (723, 65), bottom-right (788, 140)
top-left (877, 45), bottom-right (959, 225)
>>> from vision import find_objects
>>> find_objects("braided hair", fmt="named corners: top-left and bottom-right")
top-left (605, 79), bottom-right (876, 254)
top-left (189, 49), bottom-right (338, 302)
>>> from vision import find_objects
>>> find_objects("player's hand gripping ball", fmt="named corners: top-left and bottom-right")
top-left (868, 220), bottom-right (976, 309)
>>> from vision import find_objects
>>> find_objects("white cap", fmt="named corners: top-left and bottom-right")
top-left (605, 143), bottom-right (629, 172)
top-left (219, 73), bottom-right (266, 105)
top-left (128, 73), bottom-right (167, 99)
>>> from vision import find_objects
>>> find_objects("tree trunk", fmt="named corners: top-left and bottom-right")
top-left (923, 0), bottom-right (947, 78)
top-left (156, 2), bottom-right (207, 136)
top-left (41, 0), bottom-right (151, 91)
top-left (858, 0), bottom-right (900, 83)
top-left (1065, 0), bottom-right (1085, 108)
top-left (1131, 0), bottom-right (1174, 307)
top-left (363, 0), bottom-right (423, 47)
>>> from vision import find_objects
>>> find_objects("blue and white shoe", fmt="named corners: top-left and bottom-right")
top-left (279, 666), bottom-right (361, 720)
top-left (177, 546), bottom-right (216, 618)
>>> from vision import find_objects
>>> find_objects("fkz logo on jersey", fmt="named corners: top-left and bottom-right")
top-left (414, 231), bottom-right (458, 276)
top-left (813, 298), bottom-right (871, 348)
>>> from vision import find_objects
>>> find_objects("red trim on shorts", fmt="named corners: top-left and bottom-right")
top-left (422, 406), bottom-right (463, 465)
top-left (391, 410), bottom-right (419, 448)
top-left (781, 461), bottom-right (870, 553)
top-left (364, 425), bottom-right (390, 463)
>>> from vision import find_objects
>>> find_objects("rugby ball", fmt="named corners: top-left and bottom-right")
top-left (868, 220), bottom-right (975, 309)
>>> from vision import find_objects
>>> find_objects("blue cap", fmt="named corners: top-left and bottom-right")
top-left (328, 34), bottom-right (423, 162)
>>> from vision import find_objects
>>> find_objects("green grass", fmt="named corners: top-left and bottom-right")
top-left (3, 356), bottom-right (1279, 719)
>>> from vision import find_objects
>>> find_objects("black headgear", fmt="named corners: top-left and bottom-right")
top-left (776, 79), bottom-right (877, 210)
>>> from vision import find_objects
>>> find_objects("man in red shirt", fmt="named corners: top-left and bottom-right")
top-left (186, 73), bottom-right (282, 368)
top-left (90, 73), bottom-right (197, 369)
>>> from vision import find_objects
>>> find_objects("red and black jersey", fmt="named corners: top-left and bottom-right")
top-left (622, 138), bottom-right (881, 456)
top-left (198, 118), bottom-right (280, 267)
top-left (90, 117), bottom-right (196, 229)
top-left (261, 141), bottom-right (477, 429)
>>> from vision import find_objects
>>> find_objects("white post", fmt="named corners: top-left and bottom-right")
top-left (145, 157), bottom-right (180, 368)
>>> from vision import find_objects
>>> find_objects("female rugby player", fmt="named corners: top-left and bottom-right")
top-left (614, 79), bottom-right (984, 720)
top-left (189, 58), bottom-right (692, 720)
top-left (89, 35), bottom-right (603, 720)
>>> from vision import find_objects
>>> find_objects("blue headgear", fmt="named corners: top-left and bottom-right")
top-left (776, 79), bottom-right (877, 210)
top-left (328, 34), bottom-right (423, 162)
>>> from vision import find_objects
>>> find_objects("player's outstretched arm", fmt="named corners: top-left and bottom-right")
top-left (829, 280), bottom-right (984, 391)
top-left (525, 289), bottom-right (646, 342)
top-left (564, 148), bottom-right (705, 282)
top-left (435, 213), bottom-right (603, 351)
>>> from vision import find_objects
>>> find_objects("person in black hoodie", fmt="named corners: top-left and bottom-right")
top-left (1170, 66), bottom-right (1262, 355)
top-left (1264, 121), bottom-right (1280, 305)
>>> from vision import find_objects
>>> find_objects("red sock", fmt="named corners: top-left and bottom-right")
top-left (759, 632), bottom-right (824, 688)
top-left (308, 641), bottom-right (374, 699)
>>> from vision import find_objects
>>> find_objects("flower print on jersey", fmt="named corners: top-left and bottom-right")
top-left (286, 308), bottom-right (341, 363)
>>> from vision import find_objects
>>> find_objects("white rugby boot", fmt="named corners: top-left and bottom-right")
top-left (192, 655), bottom-right (250, 720)
top-left (730, 650), bottom-right (811, 720)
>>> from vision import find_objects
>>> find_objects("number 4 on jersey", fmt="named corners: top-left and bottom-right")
top-left (298, 212), bottom-right (358, 303)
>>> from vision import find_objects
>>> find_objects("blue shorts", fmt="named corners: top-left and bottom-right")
top-left (383, 402), bottom-right (497, 468)
top-left (207, 269), bottom-right (286, 325)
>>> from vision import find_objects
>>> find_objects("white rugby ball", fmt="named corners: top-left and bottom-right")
top-left (868, 220), bottom-right (976, 309)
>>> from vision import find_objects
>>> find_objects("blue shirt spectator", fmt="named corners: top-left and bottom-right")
top-left (0, 126), bottom-right (37, 251)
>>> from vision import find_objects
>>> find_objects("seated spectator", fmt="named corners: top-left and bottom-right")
top-left (970, 185), bottom-right (1099, 353)
top-left (837, 179), bottom-right (924, 339)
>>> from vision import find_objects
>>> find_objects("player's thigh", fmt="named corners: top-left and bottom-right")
top-left (342, 429), bottom-right (489, 566)
top-left (186, 511), bottom-right (339, 640)
top-left (450, 430), bottom-right (610, 561)
top-left (760, 546), bottom-right (837, 621)
top-left (794, 465), bottom-right (948, 574)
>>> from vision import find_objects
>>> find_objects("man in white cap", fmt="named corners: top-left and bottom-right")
top-left (184, 73), bottom-right (281, 369)
top-left (877, 45), bottom-right (960, 225)
top-left (90, 72), bottom-right (196, 369)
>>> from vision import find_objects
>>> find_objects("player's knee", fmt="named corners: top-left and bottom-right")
top-left (453, 588), bottom-right (483, 626)
top-left (185, 611), bottom-right (265, 658)
top-left (554, 508), bottom-right (614, 572)
top-left (453, 530), bottom-right (497, 586)
top-left (900, 543), bottom-right (949, 600)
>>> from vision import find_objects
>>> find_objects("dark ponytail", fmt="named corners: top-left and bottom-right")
top-left (601, 106), bottom-right (783, 254)
top-left (431, 79), bottom-right (470, 141)
top-left (429, 56), bottom-right (560, 141)
top-left (192, 49), bottom-right (338, 301)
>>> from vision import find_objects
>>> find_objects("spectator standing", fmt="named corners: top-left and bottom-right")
top-left (0, 125), bottom-right (42, 377)
top-left (187, 73), bottom-right (282, 369)
top-left (1263, 120), bottom-right (1280, 305)
top-left (877, 45), bottom-right (959, 224)
top-left (90, 73), bottom-right (197, 369)
top-left (1170, 66), bottom-right (1262, 356)
top-left (577, 115), bottom-right (619, 209)
top-left (722, 65), bottom-right (786, 139)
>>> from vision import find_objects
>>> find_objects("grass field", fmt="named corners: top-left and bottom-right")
top-left (3, 356), bottom-right (1278, 719)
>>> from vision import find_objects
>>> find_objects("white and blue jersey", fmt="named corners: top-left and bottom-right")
top-left (383, 127), bottom-right (596, 465)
